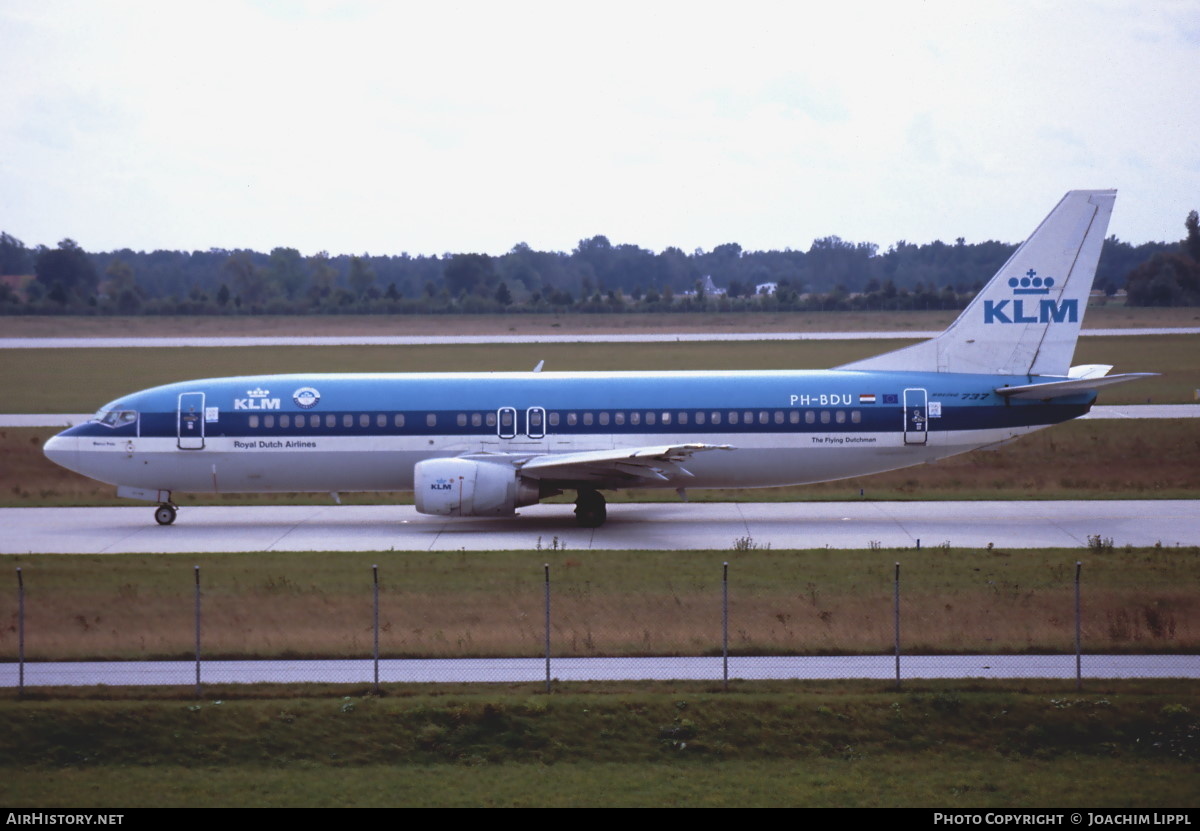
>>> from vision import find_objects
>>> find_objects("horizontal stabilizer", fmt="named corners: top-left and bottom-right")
top-left (995, 373), bottom-right (1157, 400)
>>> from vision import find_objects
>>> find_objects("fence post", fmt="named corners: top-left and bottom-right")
top-left (193, 565), bottom-right (201, 698)
top-left (893, 562), bottom-right (901, 688)
top-left (722, 561), bottom-right (729, 691)
top-left (543, 563), bottom-right (551, 694)
top-left (1074, 561), bottom-right (1083, 691)
top-left (16, 568), bottom-right (24, 698)
top-left (373, 564), bottom-right (380, 694)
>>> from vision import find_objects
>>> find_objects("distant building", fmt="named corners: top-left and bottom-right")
top-left (681, 274), bottom-right (726, 297)
top-left (755, 282), bottom-right (777, 296)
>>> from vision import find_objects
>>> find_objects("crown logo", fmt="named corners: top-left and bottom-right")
top-left (247, 387), bottom-right (270, 397)
top-left (1009, 269), bottom-right (1054, 295)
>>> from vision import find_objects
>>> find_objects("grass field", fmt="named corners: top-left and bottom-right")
top-left (3, 304), bottom-right (1199, 338)
top-left (3, 312), bottom-right (1196, 808)
top-left (1, 684), bottom-right (1196, 807)
top-left (4, 547), bottom-right (1196, 661)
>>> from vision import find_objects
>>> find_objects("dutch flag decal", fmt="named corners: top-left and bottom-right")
top-left (859, 394), bottom-right (877, 404)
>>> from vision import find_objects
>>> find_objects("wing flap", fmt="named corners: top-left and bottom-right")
top-left (517, 443), bottom-right (732, 484)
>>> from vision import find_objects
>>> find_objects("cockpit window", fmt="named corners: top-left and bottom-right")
top-left (92, 409), bottom-right (138, 427)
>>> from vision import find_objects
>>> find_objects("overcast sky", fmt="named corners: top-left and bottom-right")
top-left (2, 0), bottom-right (1198, 258)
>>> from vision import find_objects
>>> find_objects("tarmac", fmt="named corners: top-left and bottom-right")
top-left (2, 500), bottom-right (1196, 554)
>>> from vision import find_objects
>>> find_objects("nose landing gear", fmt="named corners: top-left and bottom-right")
top-left (154, 502), bottom-right (178, 526)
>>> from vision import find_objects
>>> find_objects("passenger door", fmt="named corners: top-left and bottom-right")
top-left (177, 392), bottom-right (206, 450)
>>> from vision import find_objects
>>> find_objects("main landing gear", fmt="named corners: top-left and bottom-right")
top-left (154, 502), bottom-right (178, 526)
top-left (574, 489), bottom-right (607, 528)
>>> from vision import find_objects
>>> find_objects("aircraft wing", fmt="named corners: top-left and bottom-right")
top-left (514, 443), bottom-right (733, 484)
top-left (994, 373), bottom-right (1157, 400)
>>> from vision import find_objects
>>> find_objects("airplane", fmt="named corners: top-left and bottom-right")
top-left (43, 189), bottom-right (1153, 528)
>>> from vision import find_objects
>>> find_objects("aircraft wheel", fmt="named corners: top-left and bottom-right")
top-left (574, 490), bottom-right (606, 528)
top-left (154, 504), bottom-right (177, 526)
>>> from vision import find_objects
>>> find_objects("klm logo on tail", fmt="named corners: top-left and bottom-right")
top-left (983, 269), bottom-right (1077, 325)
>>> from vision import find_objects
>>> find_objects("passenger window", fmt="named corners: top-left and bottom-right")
top-left (583, 413), bottom-right (594, 426)
top-left (679, 412), bottom-right (688, 425)
top-left (851, 410), bottom-right (861, 424)
top-left (646, 412), bottom-right (656, 425)
top-left (711, 412), bottom-right (721, 425)
top-left (630, 412), bottom-right (641, 425)
top-left (310, 414), bottom-right (320, 428)
top-left (661, 412), bottom-right (671, 425)
top-left (280, 414), bottom-right (291, 428)
top-left (249, 415), bottom-right (260, 428)
top-left (567, 412), bottom-right (577, 426)
top-left (729, 411), bottom-right (739, 425)
top-left (394, 414), bottom-right (406, 428)
top-left (486, 412), bottom-right (496, 427)
top-left (836, 410), bottom-right (846, 424)
top-left (471, 413), bottom-right (482, 427)
top-left (744, 411), bottom-right (753, 424)
top-left (789, 411), bottom-right (800, 424)
top-left (359, 414), bottom-right (369, 428)
top-left (805, 411), bottom-right (815, 424)
top-left (343, 414), bottom-right (353, 428)
top-left (758, 411), bottom-right (768, 424)
top-left (426, 414), bottom-right (437, 427)
top-left (695, 411), bottom-right (706, 425)
top-left (549, 412), bottom-right (560, 427)
top-left (615, 412), bottom-right (625, 425)
top-left (264, 415), bottom-right (275, 428)
top-left (820, 411), bottom-right (831, 424)
top-left (326, 414), bottom-right (336, 428)
top-left (774, 411), bottom-right (784, 425)
top-left (598, 412), bottom-right (609, 426)
top-left (457, 413), bottom-right (467, 427)
top-left (500, 410), bottom-right (513, 428)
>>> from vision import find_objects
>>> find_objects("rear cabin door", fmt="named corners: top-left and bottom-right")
top-left (903, 388), bottom-right (928, 446)
top-left (177, 392), bottom-right (206, 449)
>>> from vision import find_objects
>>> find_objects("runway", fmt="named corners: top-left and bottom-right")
top-left (4, 654), bottom-right (1197, 687)
top-left (2, 500), bottom-right (1197, 554)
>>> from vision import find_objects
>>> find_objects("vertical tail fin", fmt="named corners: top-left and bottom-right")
top-left (839, 189), bottom-right (1116, 377)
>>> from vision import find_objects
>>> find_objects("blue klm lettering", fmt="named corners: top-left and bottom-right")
top-left (983, 298), bottom-right (1077, 324)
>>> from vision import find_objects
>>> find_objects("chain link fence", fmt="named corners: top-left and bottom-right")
top-left (4, 549), bottom-right (1198, 693)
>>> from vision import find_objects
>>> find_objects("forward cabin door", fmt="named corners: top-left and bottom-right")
top-left (903, 388), bottom-right (928, 446)
top-left (177, 392), bottom-right (206, 450)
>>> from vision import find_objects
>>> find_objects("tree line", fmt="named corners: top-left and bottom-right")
top-left (0, 212), bottom-right (1194, 316)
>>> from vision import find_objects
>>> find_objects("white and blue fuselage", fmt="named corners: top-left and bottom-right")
top-left (46, 368), bottom-right (1089, 492)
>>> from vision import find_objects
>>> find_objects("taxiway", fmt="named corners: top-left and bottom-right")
top-left (2, 500), bottom-right (1196, 554)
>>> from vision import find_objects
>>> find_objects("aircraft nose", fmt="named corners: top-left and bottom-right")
top-left (43, 432), bottom-right (78, 471)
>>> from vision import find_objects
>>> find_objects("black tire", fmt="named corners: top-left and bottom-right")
top-left (154, 504), bottom-right (177, 526)
top-left (574, 491), bottom-right (607, 528)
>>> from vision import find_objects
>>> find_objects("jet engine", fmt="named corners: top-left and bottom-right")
top-left (413, 458), bottom-right (542, 517)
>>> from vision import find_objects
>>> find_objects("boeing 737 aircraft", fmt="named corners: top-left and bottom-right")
top-left (44, 190), bottom-right (1152, 527)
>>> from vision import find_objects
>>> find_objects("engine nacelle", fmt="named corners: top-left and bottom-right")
top-left (413, 458), bottom-right (541, 517)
